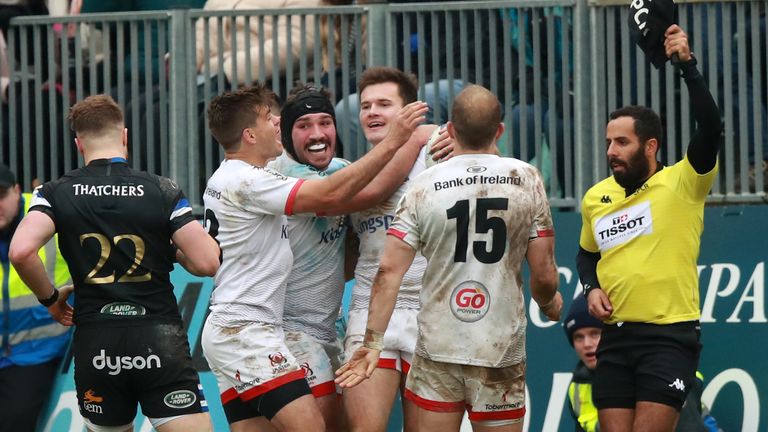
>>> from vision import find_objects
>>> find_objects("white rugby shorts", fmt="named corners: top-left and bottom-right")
top-left (344, 308), bottom-right (418, 373)
top-left (404, 354), bottom-right (526, 423)
top-left (201, 319), bottom-right (305, 405)
top-left (285, 330), bottom-right (342, 397)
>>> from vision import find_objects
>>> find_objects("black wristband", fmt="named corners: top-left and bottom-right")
top-left (38, 288), bottom-right (59, 307)
top-left (582, 283), bottom-right (598, 299)
top-left (679, 53), bottom-right (699, 78)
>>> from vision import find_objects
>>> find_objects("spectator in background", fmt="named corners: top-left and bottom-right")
top-left (506, 7), bottom-right (570, 196)
top-left (195, 0), bottom-right (322, 90)
top-left (71, 0), bottom-right (205, 89)
top-left (0, 0), bottom-right (48, 68)
top-left (563, 296), bottom-right (722, 432)
top-left (0, 163), bottom-right (71, 432)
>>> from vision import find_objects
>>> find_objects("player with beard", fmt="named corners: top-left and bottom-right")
top-left (267, 83), bottom-right (435, 431)
top-left (201, 83), bottom-right (428, 432)
top-left (576, 25), bottom-right (722, 431)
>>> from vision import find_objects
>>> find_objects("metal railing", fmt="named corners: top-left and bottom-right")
top-left (3, 0), bottom-right (766, 211)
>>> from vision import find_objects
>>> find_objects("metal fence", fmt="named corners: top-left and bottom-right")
top-left (3, 0), bottom-right (766, 211)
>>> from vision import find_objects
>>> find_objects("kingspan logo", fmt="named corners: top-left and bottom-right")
top-left (164, 390), bottom-right (197, 409)
top-left (92, 349), bottom-right (162, 375)
top-left (100, 302), bottom-right (146, 316)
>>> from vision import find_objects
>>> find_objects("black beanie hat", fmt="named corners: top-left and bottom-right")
top-left (280, 89), bottom-right (336, 162)
top-left (563, 295), bottom-right (604, 346)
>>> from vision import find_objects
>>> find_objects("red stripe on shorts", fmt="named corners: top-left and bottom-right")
top-left (468, 406), bottom-right (526, 421)
top-left (402, 358), bottom-right (411, 375)
top-left (220, 387), bottom-right (239, 404)
top-left (311, 381), bottom-right (337, 398)
top-left (378, 358), bottom-right (398, 370)
top-left (404, 388), bottom-right (464, 413)
top-left (284, 179), bottom-right (306, 216)
top-left (239, 369), bottom-right (306, 402)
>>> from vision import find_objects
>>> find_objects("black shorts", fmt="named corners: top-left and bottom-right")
top-left (73, 321), bottom-right (207, 427)
top-left (222, 378), bottom-right (311, 423)
top-left (593, 321), bottom-right (701, 410)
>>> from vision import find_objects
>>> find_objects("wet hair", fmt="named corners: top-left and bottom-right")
top-left (609, 105), bottom-right (663, 151)
top-left (207, 83), bottom-right (272, 151)
top-left (358, 67), bottom-right (418, 105)
top-left (280, 82), bottom-right (336, 160)
top-left (69, 95), bottom-right (124, 136)
top-left (450, 85), bottom-right (501, 148)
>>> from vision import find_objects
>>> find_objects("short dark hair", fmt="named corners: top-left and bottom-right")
top-left (450, 85), bottom-right (501, 148)
top-left (609, 105), bottom-right (663, 150)
top-left (69, 95), bottom-right (124, 136)
top-left (358, 67), bottom-right (418, 105)
top-left (207, 83), bottom-right (272, 151)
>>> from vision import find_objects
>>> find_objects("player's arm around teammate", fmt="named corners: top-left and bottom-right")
top-left (323, 123), bottom-right (439, 216)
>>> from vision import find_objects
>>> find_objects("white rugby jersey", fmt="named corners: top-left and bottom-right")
top-left (203, 158), bottom-right (303, 327)
top-left (349, 146), bottom-right (428, 311)
top-left (388, 154), bottom-right (554, 367)
top-left (269, 153), bottom-right (350, 342)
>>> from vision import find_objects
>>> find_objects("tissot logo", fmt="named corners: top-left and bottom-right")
top-left (593, 201), bottom-right (653, 251)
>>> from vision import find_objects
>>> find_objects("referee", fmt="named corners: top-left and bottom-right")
top-left (576, 25), bottom-right (722, 430)
top-left (10, 95), bottom-right (220, 432)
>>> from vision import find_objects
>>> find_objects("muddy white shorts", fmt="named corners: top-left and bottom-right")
top-left (344, 308), bottom-right (418, 373)
top-left (404, 354), bottom-right (526, 423)
top-left (284, 330), bottom-right (342, 397)
top-left (201, 319), bottom-right (306, 408)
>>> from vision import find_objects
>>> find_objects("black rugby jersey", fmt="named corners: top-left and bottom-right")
top-left (29, 158), bottom-right (196, 326)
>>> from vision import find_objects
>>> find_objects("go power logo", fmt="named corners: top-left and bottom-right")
top-left (450, 281), bottom-right (491, 322)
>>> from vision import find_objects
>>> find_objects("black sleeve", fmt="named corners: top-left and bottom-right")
top-left (576, 246), bottom-right (601, 289)
top-left (157, 176), bottom-right (195, 234)
top-left (28, 183), bottom-right (56, 223)
top-left (681, 58), bottom-right (723, 174)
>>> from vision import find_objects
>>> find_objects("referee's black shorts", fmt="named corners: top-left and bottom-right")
top-left (593, 320), bottom-right (701, 410)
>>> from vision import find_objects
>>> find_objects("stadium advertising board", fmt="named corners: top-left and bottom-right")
top-left (38, 207), bottom-right (766, 431)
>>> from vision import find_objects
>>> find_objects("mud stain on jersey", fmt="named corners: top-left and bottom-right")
top-left (220, 325), bottom-right (246, 336)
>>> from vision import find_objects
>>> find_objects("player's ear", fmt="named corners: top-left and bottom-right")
top-left (494, 122), bottom-right (505, 141)
top-left (446, 121), bottom-right (456, 139)
top-left (122, 128), bottom-right (128, 147)
top-left (645, 138), bottom-right (658, 157)
top-left (74, 137), bottom-right (84, 155)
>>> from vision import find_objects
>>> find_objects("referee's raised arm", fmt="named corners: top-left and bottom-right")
top-left (663, 24), bottom-right (723, 174)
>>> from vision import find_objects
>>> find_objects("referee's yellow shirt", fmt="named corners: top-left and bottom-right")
top-left (579, 156), bottom-right (717, 324)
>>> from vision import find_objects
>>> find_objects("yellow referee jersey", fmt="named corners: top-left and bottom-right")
top-left (579, 156), bottom-right (717, 324)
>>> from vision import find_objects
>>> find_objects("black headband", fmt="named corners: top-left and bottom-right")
top-left (280, 91), bottom-right (336, 161)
